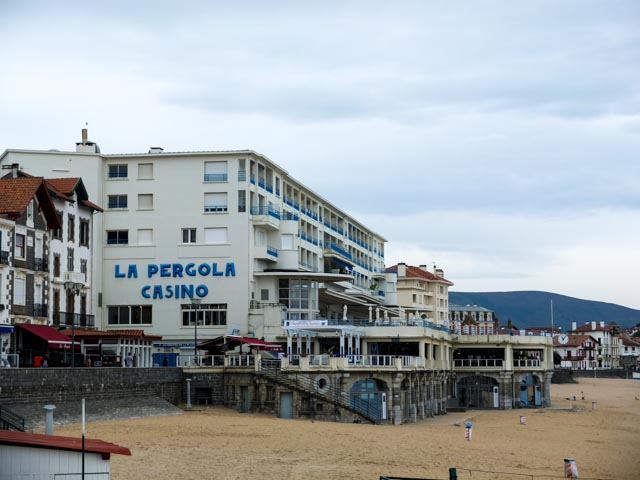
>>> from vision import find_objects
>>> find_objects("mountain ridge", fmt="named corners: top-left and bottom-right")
top-left (448, 290), bottom-right (640, 331)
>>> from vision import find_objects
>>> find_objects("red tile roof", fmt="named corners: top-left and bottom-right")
top-left (45, 177), bottom-right (80, 195)
top-left (0, 177), bottom-right (61, 228)
top-left (619, 335), bottom-right (640, 347)
top-left (572, 323), bottom-right (618, 333)
top-left (80, 198), bottom-right (103, 212)
top-left (553, 334), bottom-right (597, 347)
top-left (0, 430), bottom-right (131, 456)
top-left (385, 264), bottom-right (453, 285)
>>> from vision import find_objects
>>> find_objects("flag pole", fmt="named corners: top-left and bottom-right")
top-left (82, 398), bottom-right (85, 480)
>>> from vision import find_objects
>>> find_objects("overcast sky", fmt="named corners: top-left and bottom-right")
top-left (1, 1), bottom-right (639, 309)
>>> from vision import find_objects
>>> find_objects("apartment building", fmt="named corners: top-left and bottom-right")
top-left (569, 321), bottom-right (620, 369)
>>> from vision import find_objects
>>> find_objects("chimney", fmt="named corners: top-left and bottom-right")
top-left (419, 264), bottom-right (428, 272)
top-left (11, 163), bottom-right (19, 178)
top-left (600, 321), bottom-right (604, 328)
top-left (571, 321), bottom-right (577, 331)
top-left (44, 404), bottom-right (56, 435)
top-left (397, 262), bottom-right (407, 277)
top-left (148, 147), bottom-right (164, 154)
top-left (75, 128), bottom-right (99, 153)
top-left (435, 268), bottom-right (444, 278)
top-left (591, 321), bottom-right (596, 330)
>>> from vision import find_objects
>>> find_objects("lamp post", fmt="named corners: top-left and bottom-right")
top-left (63, 281), bottom-right (83, 367)
top-left (191, 298), bottom-right (201, 365)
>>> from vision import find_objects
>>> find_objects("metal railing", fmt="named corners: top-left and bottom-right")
top-left (52, 312), bottom-right (96, 329)
top-left (0, 250), bottom-right (9, 265)
top-left (0, 405), bottom-right (26, 431)
top-left (513, 359), bottom-right (541, 367)
top-left (204, 173), bottom-right (228, 182)
top-left (259, 359), bottom-right (381, 423)
top-left (250, 205), bottom-right (280, 219)
top-left (454, 358), bottom-right (503, 368)
top-left (34, 258), bottom-right (48, 272)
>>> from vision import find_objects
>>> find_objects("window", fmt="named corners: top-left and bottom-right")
top-left (67, 214), bottom-right (75, 241)
top-left (261, 289), bottom-right (269, 301)
top-left (27, 200), bottom-right (34, 219)
top-left (108, 164), bottom-right (128, 178)
top-left (138, 194), bottom-right (153, 210)
top-left (108, 195), bottom-right (128, 209)
top-left (182, 228), bottom-right (196, 244)
top-left (14, 275), bottom-right (25, 305)
top-left (107, 230), bottom-right (129, 245)
top-left (204, 161), bottom-right (228, 182)
top-left (52, 211), bottom-right (62, 239)
top-left (138, 163), bottom-right (153, 179)
top-left (67, 247), bottom-right (74, 272)
top-left (204, 227), bottom-right (227, 244)
top-left (15, 233), bottom-right (25, 258)
top-left (238, 190), bottom-right (246, 213)
top-left (138, 229), bottom-right (153, 245)
top-left (53, 254), bottom-right (61, 277)
top-left (204, 192), bottom-right (227, 212)
top-left (108, 305), bottom-right (152, 325)
top-left (79, 220), bottom-right (90, 246)
top-left (80, 259), bottom-right (88, 281)
top-left (181, 303), bottom-right (227, 326)
top-left (281, 234), bottom-right (294, 250)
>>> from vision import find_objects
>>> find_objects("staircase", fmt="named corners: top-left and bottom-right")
top-left (257, 360), bottom-right (381, 424)
top-left (0, 405), bottom-right (26, 431)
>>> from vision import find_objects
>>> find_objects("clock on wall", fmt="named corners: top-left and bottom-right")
top-left (558, 334), bottom-right (569, 345)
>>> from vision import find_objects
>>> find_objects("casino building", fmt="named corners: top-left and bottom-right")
top-left (1, 131), bottom-right (554, 423)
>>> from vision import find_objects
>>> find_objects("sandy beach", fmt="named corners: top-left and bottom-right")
top-left (55, 378), bottom-right (640, 480)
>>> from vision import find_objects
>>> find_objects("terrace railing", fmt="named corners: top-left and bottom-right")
top-left (454, 358), bottom-right (503, 368)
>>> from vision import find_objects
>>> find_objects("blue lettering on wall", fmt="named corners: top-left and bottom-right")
top-left (173, 264), bottom-right (184, 277)
top-left (115, 265), bottom-right (125, 278)
top-left (148, 264), bottom-right (159, 277)
top-left (225, 262), bottom-right (236, 277)
top-left (197, 263), bottom-right (211, 276)
top-left (195, 285), bottom-right (208, 297)
top-left (212, 263), bottom-right (223, 276)
top-left (127, 264), bottom-right (138, 278)
top-left (160, 264), bottom-right (171, 277)
top-left (141, 286), bottom-right (150, 298)
top-left (185, 263), bottom-right (196, 276)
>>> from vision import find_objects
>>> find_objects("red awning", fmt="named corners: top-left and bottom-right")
top-left (199, 335), bottom-right (282, 352)
top-left (17, 324), bottom-right (74, 350)
top-left (227, 335), bottom-right (283, 351)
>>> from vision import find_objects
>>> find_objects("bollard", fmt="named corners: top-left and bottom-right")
top-left (520, 415), bottom-right (526, 425)
top-left (448, 467), bottom-right (458, 480)
top-left (43, 404), bottom-right (56, 435)
top-left (186, 378), bottom-right (192, 409)
top-left (592, 401), bottom-right (596, 411)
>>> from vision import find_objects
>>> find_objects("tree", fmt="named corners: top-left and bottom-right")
top-left (553, 351), bottom-right (562, 366)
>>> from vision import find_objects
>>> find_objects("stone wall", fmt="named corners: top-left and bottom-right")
top-left (0, 367), bottom-right (186, 405)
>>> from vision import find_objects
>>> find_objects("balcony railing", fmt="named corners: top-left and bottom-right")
top-left (250, 205), bottom-right (281, 219)
top-left (266, 245), bottom-right (278, 257)
top-left (0, 251), bottom-right (9, 265)
top-left (328, 243), bottom-right (352, 260)
top-left (454, 358), bottom-right (504, 368)
top-left (34, 258), bottom-right (48, 272)
top-left (33, 304), bottom-right (48, 317)
top-left (513, 359), bottom-right (541, 368)
top-left (52, 312), bottom-right (96, 329)
top-left (204, 205), bottom-right (228, 213)
top-left (282, 211), bottom-right (299, 221)
top-left (204, 173), bottom-right (228, 182)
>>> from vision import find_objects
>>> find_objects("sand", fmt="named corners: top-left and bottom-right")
top-left (55, 378), bottom-right (640, 480)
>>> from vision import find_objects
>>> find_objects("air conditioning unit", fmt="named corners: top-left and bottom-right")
top-left (63, 272), bottom-right (85, 284)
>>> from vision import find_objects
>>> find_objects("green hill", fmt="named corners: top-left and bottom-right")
top-left (448, 291), bottom-right (640, 331)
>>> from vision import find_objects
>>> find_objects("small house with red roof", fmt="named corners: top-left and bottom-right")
top-left (568, 321), bottom-right (620, 368)
top-left (553, 333), bottom-right (599, 370)
top-left (0, 429), bottom-right (130, 478)
top-left (0, 170), bottom-right (61, 366)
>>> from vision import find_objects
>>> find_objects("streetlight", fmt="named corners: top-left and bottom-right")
top-left (63, 281), bottom-right (83, 368)
top-left (191, 298), bottom-right (201, 365)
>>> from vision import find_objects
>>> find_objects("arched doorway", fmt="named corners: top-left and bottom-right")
top-left (456, 375), bottom-right (499, 409)
top-left (519, 374), bottom-right (542, 407)
top-left (350, 378), bottom-right (387, 421)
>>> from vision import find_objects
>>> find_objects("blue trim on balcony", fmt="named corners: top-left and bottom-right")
top-left (267, 245), bottom-right (278, 257)
top-left (250, 206), bottom-right (281, 219)
top-left (329, 243), bottom-right (352, 260)
top-left (204, 173), bottom-right (228, 182)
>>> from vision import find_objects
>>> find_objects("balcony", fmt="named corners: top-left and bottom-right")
top-left (250, 206), bottom-right (281, 230)
top-left (204, 173), bottom-right (228, 182)
top-left (282, 211), bottom-right (299, 221)
top-left (254, 244), bottom-right (279, 262)
top-left (52, 312), bottom-right (96, 329)
top-left (513, 359), bottom-right (541, 368)
top-left (34, 258), bottom-right (48, 272)
top-left (454, 358), bottom-right (504, 368)
top-left (324, 242), bottom-right (352, 261)
top-left (33, 303), bottom-right (48, 318)
top-left (64, 271), bottom-right (85, 284)
top-left (0, 250), bottom-right (8, 266)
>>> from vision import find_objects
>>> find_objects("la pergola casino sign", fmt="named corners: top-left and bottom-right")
top-left (114, 262), bottom-right (236, 299)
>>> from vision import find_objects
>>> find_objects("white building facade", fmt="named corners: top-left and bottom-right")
top-left (1, 132), bottom-right (388, 353)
